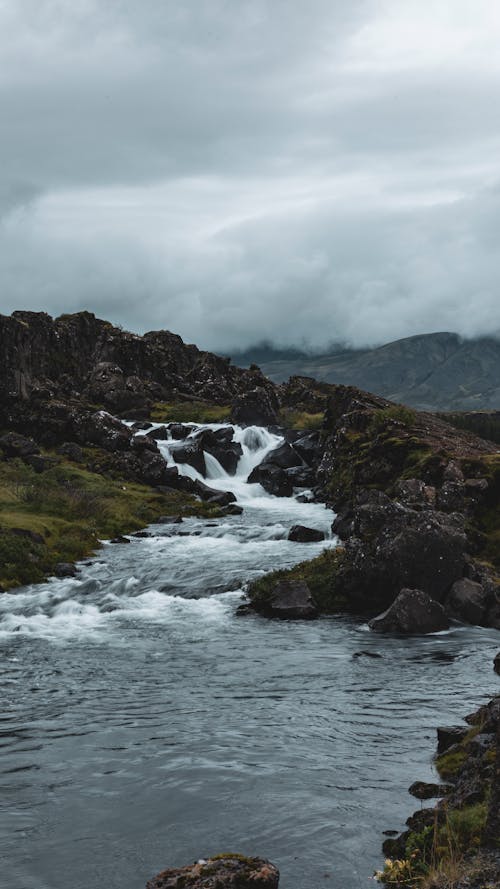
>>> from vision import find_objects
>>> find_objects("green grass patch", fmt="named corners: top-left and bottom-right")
top-left (278, 409), bottom-right (324, 431)
top-left (247, 547), bottom-right (348, 613)
top-left (0, 455), bottom-right (220, 590)
top-left (151, 401), bottom-right (231, 423)
top-left (369, 405), bottom-right (417, 435)
top-left (435, 748), bottom-right (468, 780)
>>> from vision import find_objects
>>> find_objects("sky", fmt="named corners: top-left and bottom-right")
top-left (1, 0), bottom-right (500, 352)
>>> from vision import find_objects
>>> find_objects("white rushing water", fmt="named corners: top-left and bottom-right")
top-left (0, 422), bottom-right (335, 641)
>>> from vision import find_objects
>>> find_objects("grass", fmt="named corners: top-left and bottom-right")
top-left (277, 408), bottom-right (324, 431)
top-left (0, 454), bottom-right (221, 590)
top-left (247, 547), bottom-right (348, 613)
top-left (369, 405), bottom-right (417, 435)
top-left (151, 401), bottom-right (231, 423)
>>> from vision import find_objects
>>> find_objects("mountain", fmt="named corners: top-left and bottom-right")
top-left (231, 332), bottom-right (500, 411)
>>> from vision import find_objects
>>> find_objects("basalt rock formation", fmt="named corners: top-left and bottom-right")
top-left (247, 385), bottom-right (500, 629)
top-left (146, 855), bottom-right (280, 889)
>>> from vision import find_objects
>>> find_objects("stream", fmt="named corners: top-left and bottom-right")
top-left (0, 423), bottom-right (498, 889)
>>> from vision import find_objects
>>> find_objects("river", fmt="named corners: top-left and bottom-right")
top-left (1, 423), bottom-right (498, 889)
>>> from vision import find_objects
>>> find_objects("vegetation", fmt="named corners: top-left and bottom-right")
top-left (277, 408), bottom-right (324, 431)
top-left (438, 410), bottom-right (500, 445)
top-left (369, 405), bottom-right (417, 434)
top-left (376, 803), bottom-right (489, 888)
top-left (247, 548), bottom-right (348, 613)
top-left (151, 401), bottom-right (231, 423)
top-left (0, 454), bottom-right (221, 590)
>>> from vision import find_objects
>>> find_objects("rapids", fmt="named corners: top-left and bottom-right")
top-left (0, 423), bottom-right (498, 889)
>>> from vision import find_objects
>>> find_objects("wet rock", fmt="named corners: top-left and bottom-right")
top-left (157, 515), bottom-right (183, 524)
top-left (0, 432), bottom-right (40, 458)
top-left (287, 525), bottom-right (325, 543)
top-left (260, 442), bottom-right (302, 471)
top-left (409, 781), bottom-right (452, 800)
top-left (54, 562), bottom-right (77, 578)
top-left (261, 579), bottom-right (318, 620)
top-left (235, 603), bottom-right (254, 617)
top-left (437, 725), bottom-right (470, 754)
top-left (284, 466), bottom-right (316, 487)
top-left (369, 588), bottom-right (450, 635)
top-left (145, 425), bottom-right (171, 440)
top-left (494, 652), bottom-right (500, 675)
top-left (56, 441), bottom-right (84, 462)
top-left (131, 435), bottom-right (158, 454)
top-left (146, 854), bottom-right (280, 889)
top-left (191, 480), bottom-right (236, 506)
top-left (171, 440), bottom-right (207, 476)
top-left (167, 423), bottom-right (196, 440)
top-left (110, 535), bottom-right (131, 544)
top-left (352, 650), bottom-right (382, 659)
top-left (247, 465), bottom-right (293, 497)
top-left (445, 578), bottom-right (488, 625)
top-left (222, 504), bottom-right (244, 515)
top-left (293, 432), bottom-right (322, 467)
top-left (193, 428), bottom-right (243, 475)
top-left (24, 454), bottom-right (58, 473)
top-left (131, 531), bottom-right (151, 538)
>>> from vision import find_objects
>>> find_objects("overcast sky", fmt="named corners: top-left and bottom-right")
top-left (1, 0), bottom-right (500, 352)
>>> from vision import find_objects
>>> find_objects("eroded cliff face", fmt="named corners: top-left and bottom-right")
top-left (0, 310), bottom-right (277, 422)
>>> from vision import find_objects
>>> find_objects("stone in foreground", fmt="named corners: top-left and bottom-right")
top-left (369, 588), bottom-right (450, 635)
top-left (265, 579), bottom-right (318, 620)
top-left (146, 854), bottom-right (279, 889)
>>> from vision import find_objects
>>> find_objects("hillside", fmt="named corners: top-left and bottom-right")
top-left (232, 332), bottom-right (500, 411)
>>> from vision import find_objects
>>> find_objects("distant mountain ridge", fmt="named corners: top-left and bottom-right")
top-left (231, 332), bottom-right (500, 411)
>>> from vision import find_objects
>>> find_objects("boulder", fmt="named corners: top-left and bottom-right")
top-left (193, 428), bottom-right (243, 475)
top-left (247, 465), bottom-right (293, 497)
top-left (231, 388), bottom-right (280, 427)
top-left (222, 504), bottom-right (244, 515)
top-left (437, 726), bottom-right (470, 754)
top-left (288, 525), bottom-right (325, 543)
top-left (408, 781), bottom-right (452, 800)
top-left (72, 410), bottom-right (132, 452)
top-left (445, 578), bottom-right (488, 625)
top-left (262, 580), bottom-right (318, 620)
top-left (145, 425), bottom-right (171, 440)
top-left (54, 562), bottom-right (77, 578)
top-left (0, 432), bottom-right (40, 458)
top-left (146, 855), bottom-right (279, 889)
top-left (171, 440), bottom-right (207, 476)
top-left (293, 432), bottom-right (322, 467)
top-left (157, 515), bottom-right (183, 524)
top-left (167, 423), bottom-right (196, 440)
top-left (191, 479), bottom-right (236, 506)
top-left (260, 442), bottom-right (302, 470)
top-left (284, 466), bottom-right (316, 488)
top-left (369, 588), bottom-right (450, 635)
top-left (494, 652), bottom-right (500, 676)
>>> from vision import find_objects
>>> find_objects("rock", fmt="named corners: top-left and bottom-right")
top-left (0, 432), bottom-right (40, 458)
top-left (145, 425), bottom-right (171, 440)
top-left (287, 525), bottom-right (325, 543)
top-left (131, 531), bottom-right (151, 538)
top-left (132, 436), bottom-right (159, 454)
top-left (54, 562), bottom-right (77, 578)
top-left (56, 441), bottom-right (84, 462)
top-left (260, 442), bottom-right (303, 470)
top-left (24, 454), bottom-right (58, 473)
top-left (446, 578), bottom-right (489, 625)
top-left (171, 440), bottom-right (207, 476)
top-left (369, 588), bottom-right (450, 635)
top-left (157, 515), bottom-right (183, 524)
top-left (247, 465), bottom-right (293, 497)
top-left (231, 388), bottom-right (280, 427)
top-left (283, 466), bottom-right (316, 487)
top-left (409, 781), bottom-right (452, 800)
top-left (222, 504), bottom-right (243, 515)
top-left (235, 603), bottom-right (254, 616)
top-left (146, 855), bottom-right (279, 889)
top-left (262, 579), bottom-right (318, 620)
top-left (191, 480), bottom-right (236, 506)
top-left (437, 726), bottom-right (470, 754)
top-left (494, 652), bottom-right (500, 675)
top-left (293, 432), bottom-right (322, 467)
top-left (193, 428), bottom-right (243, 475)
top-left (110, 535), bottom-right (131, 544)
top-left (352, 650), bottom-right (382, 659)
top-left (73, 410), bottom-right (133, 453)
top-left (167, 423), bottom-right (196, 439)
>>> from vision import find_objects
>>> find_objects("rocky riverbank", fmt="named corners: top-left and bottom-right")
top-left (377, 658), bottom-right (499, 889)
top-left (246, 386), bottom-right (500, 630)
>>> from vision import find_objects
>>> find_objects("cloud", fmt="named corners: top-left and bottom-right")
top-left (1, 0), bottom-right (500, 350)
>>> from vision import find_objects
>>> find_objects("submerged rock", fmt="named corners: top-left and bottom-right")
top-left (369, 588), bottom-right (450, 635)
top-left (288, 525), bottom-right (325, 543)
top-left (54, 562), bottom-right (77, 578)
top-left (146, 854), bottom-right (280, 889)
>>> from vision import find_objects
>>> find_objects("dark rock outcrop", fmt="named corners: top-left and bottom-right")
top-left (369, 588), bottom-right (450, 635)
top-left (231, 387), bottom-right (280, 427)
top-left (287, 525), bottom-right (325, 543)
top-left (247, 464), bottom-right (293, 497)
top-left (146, 855), bottom-right (279, 889)
top-left (193, 428), bottom-right (243, 475)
